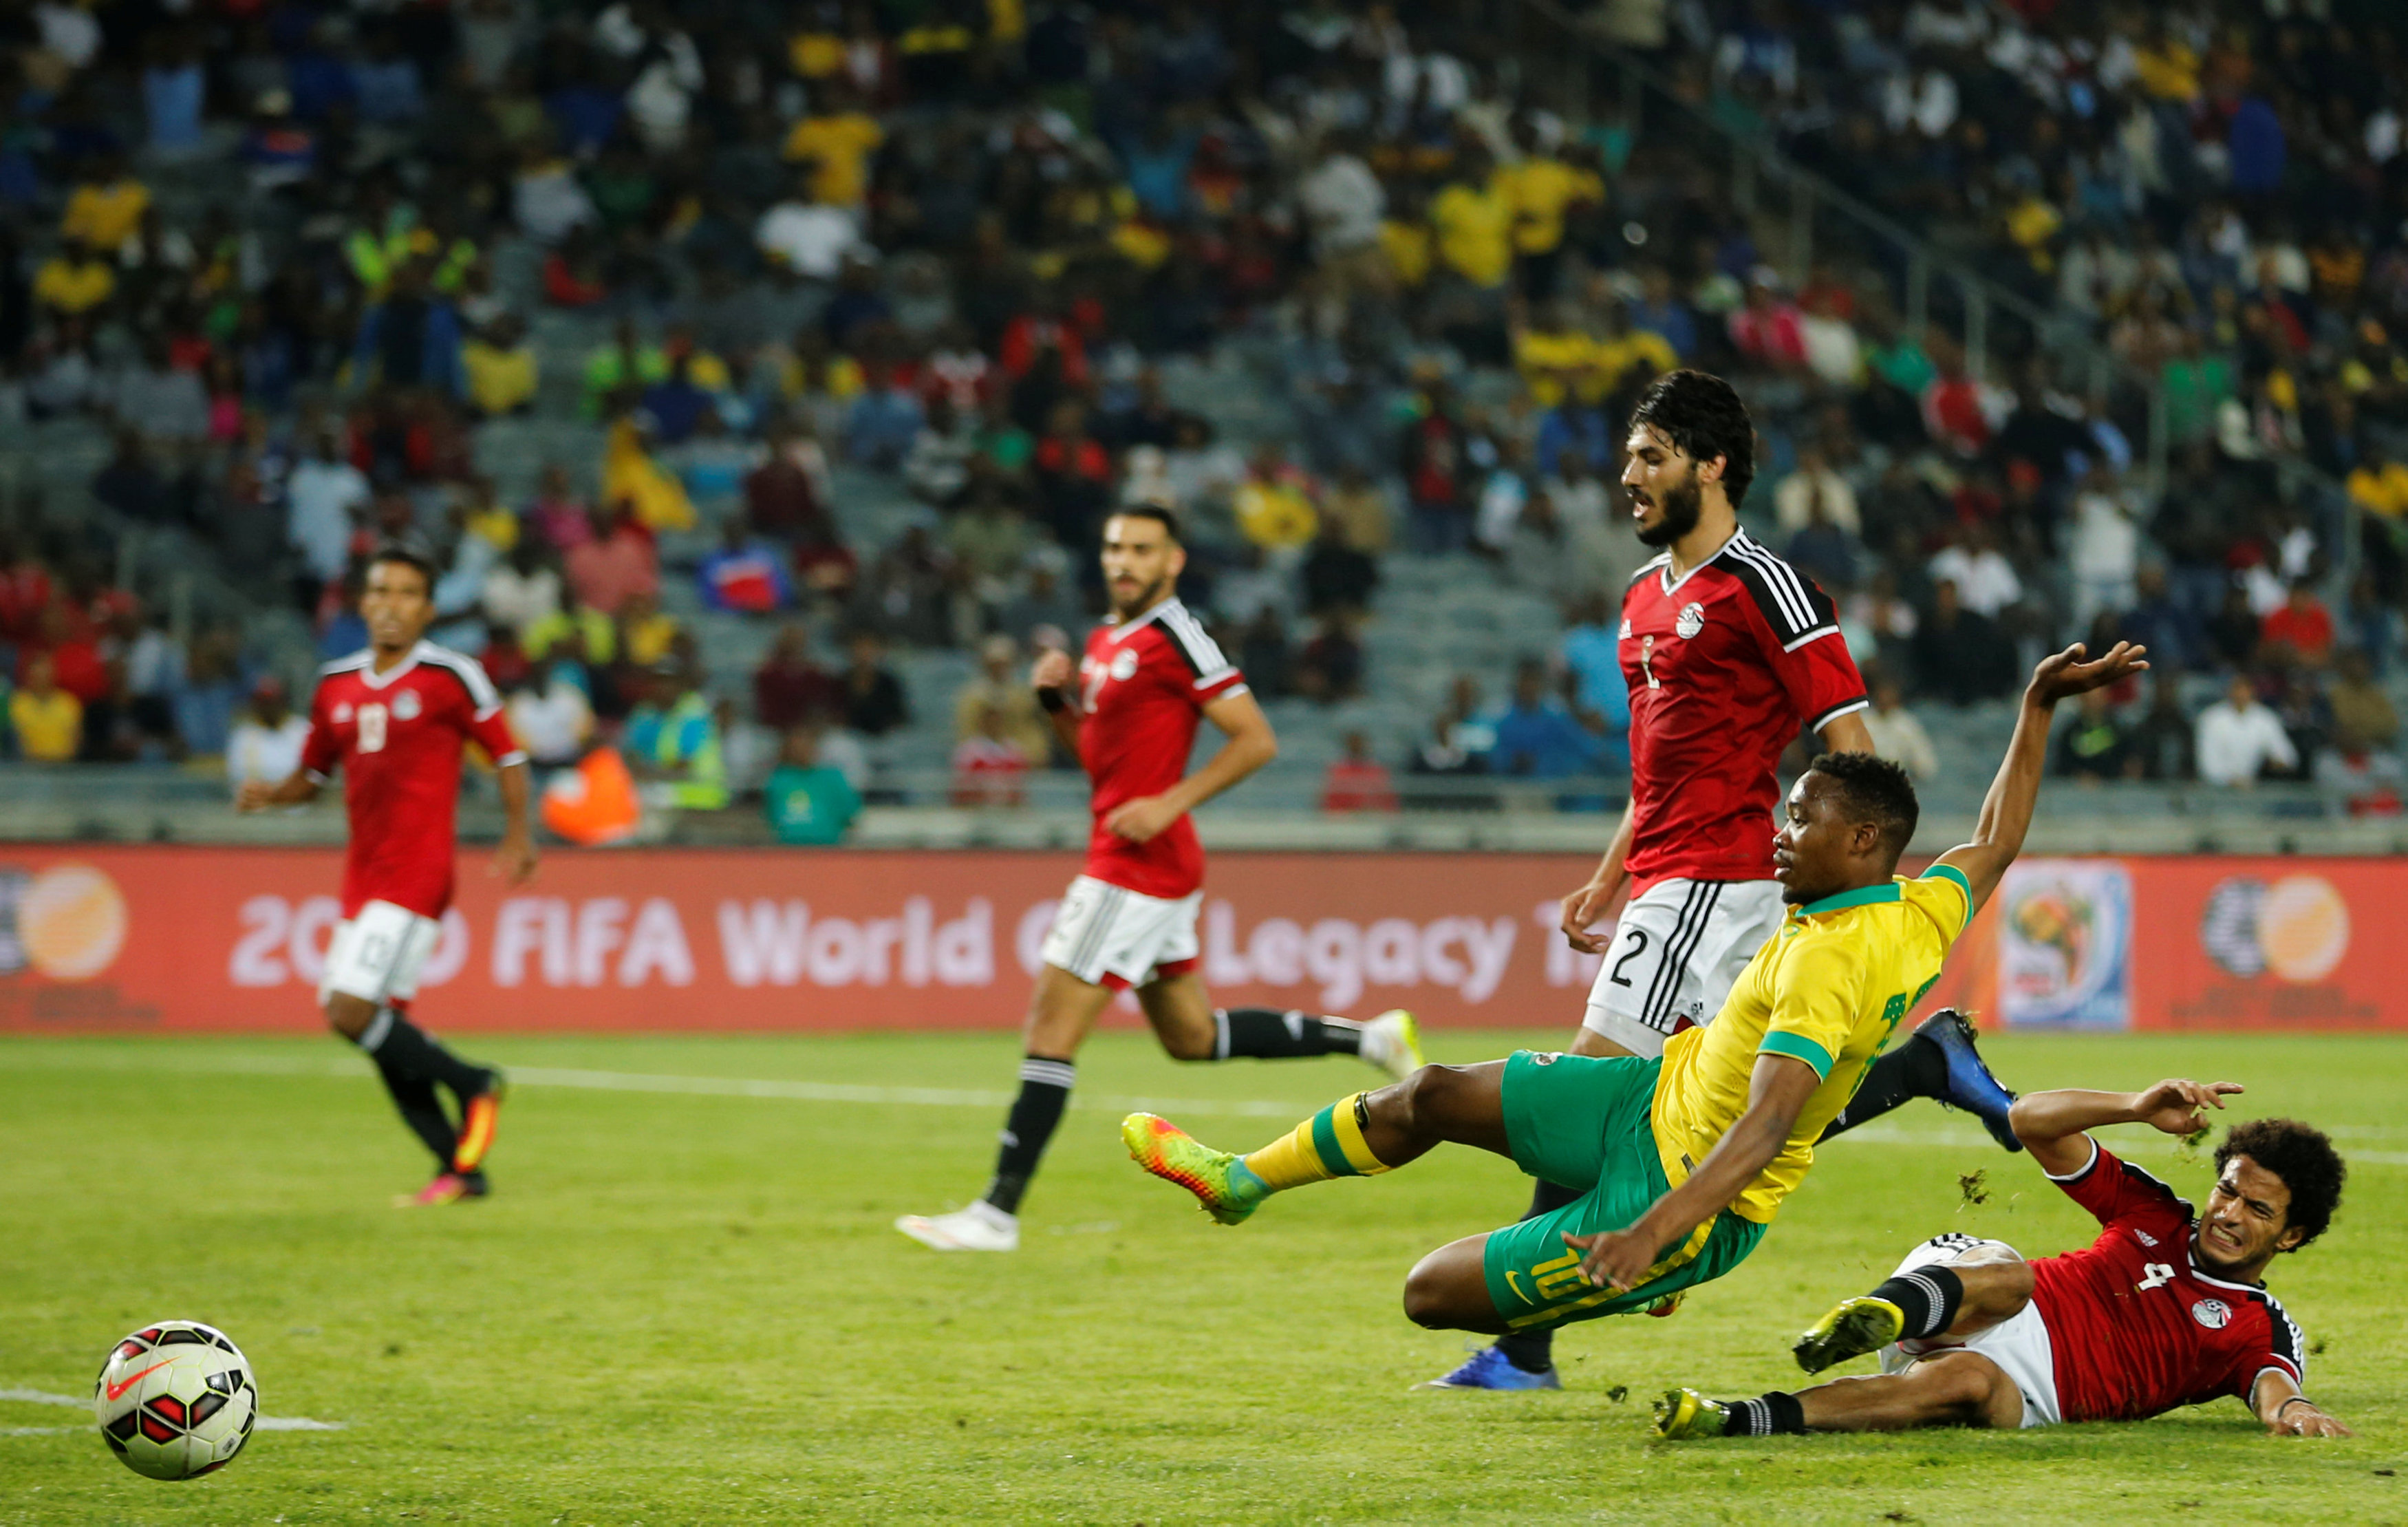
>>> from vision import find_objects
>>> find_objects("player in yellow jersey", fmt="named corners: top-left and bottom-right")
top-left (1123, 641), bottom-right (2147, 1338)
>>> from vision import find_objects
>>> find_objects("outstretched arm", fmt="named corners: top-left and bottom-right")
top-left (2008, 1078), bottom-right (2244, 1178)
top-left (1565, 1053), bottom-right (1819, 1290)
top-left (1936, 641), bottom-right (2148, 914)
top-left (2251, 1369), bottom-right (2351, 1438)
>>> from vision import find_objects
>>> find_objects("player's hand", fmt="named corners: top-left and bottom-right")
top-left (1031, 648), bottom-right (1075, 694)
top-left (1104, 794), bottom-right (1182, 843)
top-left (2268, 1399), bottom-right (2351, 1438)
top-left (2025, 641), bottom-right (2149, 709)
top-left (492, 832), bottom-right (539, 886)
top-left (1562, 1227), bottom-right (1656, 1293)
top-left (1559, 877), bottom-right (1622, 954)
top-left (234, 780), bottom-right (277, 814)
top-left (2130, 1078), bottom-right (2242, 1137)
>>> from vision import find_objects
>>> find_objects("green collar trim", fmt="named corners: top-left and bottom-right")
top-left (1795, 881), bottom-right (1902, 917)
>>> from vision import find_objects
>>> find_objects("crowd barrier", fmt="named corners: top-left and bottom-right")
top-left (0, 847), bottom-right (2391, 1034)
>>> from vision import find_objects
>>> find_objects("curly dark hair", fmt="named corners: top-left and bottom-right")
top-left (1627, 369), bottom-right (1757, 508)
top-left (1805, 750), bottom-right (1920, 864)
top-left (2216, 1118), bottom-right (2346, 1251)
top-left (1106, 503), bottom-right (1183, 544)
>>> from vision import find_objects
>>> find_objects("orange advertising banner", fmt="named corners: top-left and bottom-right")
top-left (0, 846), bottom-right (2384, 1035)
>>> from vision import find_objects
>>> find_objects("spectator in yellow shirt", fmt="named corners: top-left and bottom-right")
top-left (1512, 299), bottom-right (1599, 410)
top-left (781, 81), bottom-right (884, 208)
top-left (2348, 447), bottom-right (2408, 521)
top-left (1234, 445), bottom-right (1320, 553)
top-left (462, 313), bottom-right (539, 417)
top-left (1430, 150), bottom-right (1515, 291)
top-left (1499, 120), bottom-right (1602, 300)
top-left (10, 655), bottom-right (81, 763)
top-left (33, 237), bottom-right (115, 317)
top-left (61, 156), bottom-right (151, 253)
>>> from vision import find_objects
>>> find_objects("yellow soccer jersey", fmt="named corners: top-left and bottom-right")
top-left (1650, 866), bottom-right (1972, 1224)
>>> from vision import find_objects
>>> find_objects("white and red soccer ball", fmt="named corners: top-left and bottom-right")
top-left (92, 1321), bottom-right (258, 1480)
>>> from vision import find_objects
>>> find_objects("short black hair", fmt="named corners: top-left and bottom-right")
top-left (1106, 504), bottom-right (1183, 544)
top-left (1628, 368), bottom-right (1756, 508)
top-left (1805, 751), bottom-right (1918, 862)
top-left (2217, 1118), bottom-right (2346, 1251)
top-left (365, 542), bottom-right (438, 593)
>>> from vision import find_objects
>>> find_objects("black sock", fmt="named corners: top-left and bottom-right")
top-left (359, 1007), bottom-right (491, 1103)
top-left (1214, 1007), bottom-right (1363, 1059)
top-left (982, 1055), bottom-right (1073, 1215)
top-left (1722, 1391), bottom-right (1807, 1436)
top-left (1491, 1178), bottom-right (1587, 1371)
top-left (1816, 1034), bottom-right (1948, 1140)
top-left (380, 1067), bottom-right (460, 1166)
top-left (1871, 1264), bottom-right (1965, 1341)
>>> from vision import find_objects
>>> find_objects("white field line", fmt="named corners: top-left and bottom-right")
top-left (0, 1387), bottom-right (341, 1431)
top-left (9, 1050), bottom-right (2408, 1163)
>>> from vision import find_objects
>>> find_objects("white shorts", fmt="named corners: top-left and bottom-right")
top-left (1581, 877), bottom-right (1787, 1057)
top-left (1879, 1233), bottom-right (2062, 1429)
top-left (319, 900), bottom-right (444, 1006)
top-left (1039, 875), bottom-right (1203, 991)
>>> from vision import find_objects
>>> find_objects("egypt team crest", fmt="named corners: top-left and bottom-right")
top-left (1110, 648), bottom-right (1140, 681)
top-left (393, 689), bottom-right (423, 720)
top-left (2191, 1298), bottom-right (2232, 1330)
top-left (1675, 601), bottom-right (1706, 639)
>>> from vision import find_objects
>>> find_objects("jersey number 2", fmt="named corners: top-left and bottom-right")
top-left (357, 703), bottom-right (389, 754)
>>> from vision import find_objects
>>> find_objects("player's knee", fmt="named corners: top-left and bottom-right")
top-left (1397, 1063), bottom-right (1471, 1131)
top-left (1400, 1259), bottom-right (1459, 1330)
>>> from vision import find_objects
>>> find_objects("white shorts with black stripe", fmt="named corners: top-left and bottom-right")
top-left (1580, 877), bottom-right (1787, 1057)
top-left (1881, 1234), bottom-right (2061, 1428)
top-left (1038, 875), bottom-right (1203, 991)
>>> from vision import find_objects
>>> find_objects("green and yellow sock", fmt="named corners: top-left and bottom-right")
top-left (1242, 1092), bottom-right (1392, 1193)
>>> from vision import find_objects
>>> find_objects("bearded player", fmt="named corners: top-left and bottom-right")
top-left (239, 545), bottom-right (535, 1206)
top-left (1430, 369), bottom-right (2024, 1390)
top-left (1125, 643), bottom-right (2147, 1355)
top-left (1655, 1082), bottom-right (2348, 1440)
top-left (897, 506), bottom-right (1420, 1253)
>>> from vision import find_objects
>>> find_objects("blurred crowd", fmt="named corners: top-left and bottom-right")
top-left (0, 0), bottom-right (2402, 833)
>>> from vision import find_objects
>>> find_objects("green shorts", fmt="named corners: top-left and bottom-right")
top-left (1480, 1051), bottom-right (1767, 1332)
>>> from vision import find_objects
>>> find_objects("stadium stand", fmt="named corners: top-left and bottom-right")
top-left (3, 0), bottom-right (2406, 846)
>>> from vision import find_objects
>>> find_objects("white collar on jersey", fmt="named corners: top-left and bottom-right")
top-left (356, 640), bottom-right (430, 689)
top-left (1659, 528), bottom-right (1745, 597)
top-left (1104, 597), bottom-right (1180, 643)
top-left (2186, 1235), bottom-right (2270, 1293)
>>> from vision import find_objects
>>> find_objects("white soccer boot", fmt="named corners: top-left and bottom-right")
top-left (1359, 1009), bottom-right (1426, 1080)
top-left (895, 1200), bottom-right (1020, 1252)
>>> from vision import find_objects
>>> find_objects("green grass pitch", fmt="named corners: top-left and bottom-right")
top-left (1, 1029), bottom-right (2403, 1525)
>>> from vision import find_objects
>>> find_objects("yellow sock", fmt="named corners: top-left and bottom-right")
top-left (1242, 1093), bottom-right (1392, 1193)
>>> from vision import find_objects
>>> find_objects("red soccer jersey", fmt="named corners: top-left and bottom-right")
top-left (1075, 599), bottom-right (1246, 899)
top-left (1618, 531), bottom-right (1867, 888)
top-left (2029, 1142), bottom-right (2307, 1424)
top-left (300, 642), bottom-right (526, 919)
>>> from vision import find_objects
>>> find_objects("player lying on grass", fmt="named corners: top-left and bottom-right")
top-left (1124, 640), bottom-right (2144, 1340)
top-left (896, 506), bottom-right (1418, 1254)
top-left (1653, 1082), bottom-right (2348, 1440)
top-left (239, 545), bottom-right (534, 1207)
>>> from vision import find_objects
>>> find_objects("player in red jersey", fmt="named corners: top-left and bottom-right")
top-left (239, 546), bottom-right (535, 1206)
top-left (1656, 1080), bottom-right (2350, 1440)
top-left (897, 506), bottom-right (1421, 1252)
top-left (1432, 370), bottom-right (2022, 1390)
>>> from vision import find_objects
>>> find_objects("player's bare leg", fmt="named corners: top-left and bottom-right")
top-left (1656, 1350), bottom-right (2021, 1439)
top-left (1793, 1239), bottom-right (2030, 1372)
top-left (1123, 1061), bottom-right (1513, 1224)
top-left (1401, 1234), bottom-right (1509, 1334)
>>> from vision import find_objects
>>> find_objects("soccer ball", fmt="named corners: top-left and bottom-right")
top-left (92, 1321), bottom-right (258, 1480)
